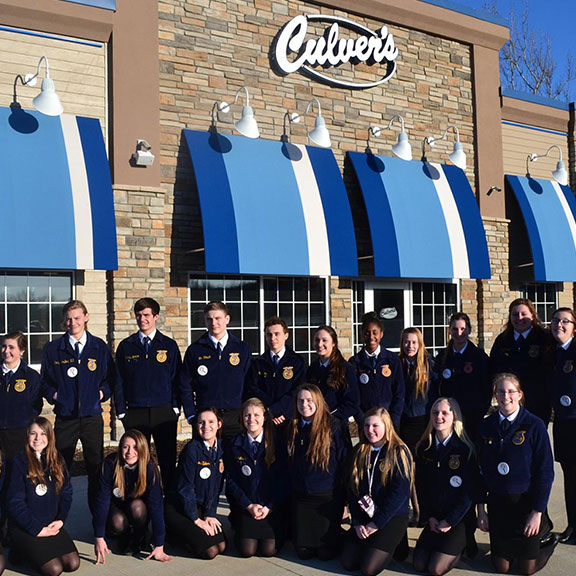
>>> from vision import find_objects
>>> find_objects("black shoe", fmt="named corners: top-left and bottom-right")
top-left (541, 533), bottom-right (559, 550)
top-left (539, 531), bottom-right (555, 546)
top-left (559, 526), bottom-right (574, 543)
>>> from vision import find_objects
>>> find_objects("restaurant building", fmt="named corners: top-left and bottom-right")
top-left (1, 0), bottom-right (575, 436)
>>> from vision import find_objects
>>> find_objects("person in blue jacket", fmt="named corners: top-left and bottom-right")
top-left (225, 397), bottom-right (289, 557)
top-left (180, 301), bottom-right (251, 442)
top-left (287, 383), bottom-right (349, 560)
top-left (307, 325), bottom-right (359, 434)
top-left (164, 407), bottom-right (226, 559)
top-left (413, 397), bottom-right (479, 575)
top-left (0, 332), bottom-right (43, 459)
top-left (348, 313), bottom-right (404, 431)
top-left (114, 298), bottom-right (182, 489)
top-left (245, 316), bottom-right (305, 425)
top-left (398, 327), bottom-right (433, 455)
top-left (431, 312), bottom-right (491, 443)
top-left (477, 373), bottom-right (557, 575)
top-left (6, 417), bottom-right (79, 576)
top-left (548, 307), bottom-right (576, 545)
top-left (40, 300), bottom-right (115, 514)
top-left (93, 429), bottom-right (171, 563)
top-left (341, 407), bottom-right (412, 576)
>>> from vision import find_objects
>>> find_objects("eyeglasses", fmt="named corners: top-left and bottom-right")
top-left (551, 318), bottom-right (575, 327)
top-left (495, 390), bottom-right (519, 397)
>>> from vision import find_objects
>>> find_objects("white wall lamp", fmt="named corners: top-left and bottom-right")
top-left (424, 125), bottom-right (466, 170)
top-left (283, 97), bottom-right (331, 148)
top-left (13, 56), bottom-right (63, 116)
top-left (369, 114), bottom-right (413, 160)
top-left (526, 145), bottom-right (568, 186)
top-left (213, 86), bottom-right (260, 139)
top-left (131, 139), bottom-right (155, 167)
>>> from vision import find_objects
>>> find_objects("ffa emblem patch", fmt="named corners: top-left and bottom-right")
top-left (512, 430), bottom-right (526, 446)
top-left (381, 365), bottom-right (391, 377)
top-left (219, 459), bottom-right (224, 473)
top-left (564, 360), bottom-right (573, 374)
top-left (283, 366), bottom-right (294, 380)
top-left (463, 362), bottom-right (473, 374)
top-left (448, 455), bottom-right (461, 470)
top-left (87, 358), bottom-right (97, 372)
top-left (528, 345), bottom-right (540, 359)
top-left (156, 350), bottom-right (167, 363)
top-left (14, 379), bottom-right (26, 392)
top-left (229, 353), bottom-right (240, 366)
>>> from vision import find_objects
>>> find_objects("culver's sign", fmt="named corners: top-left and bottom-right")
top-left (272, 14), bottom-right (399, 90)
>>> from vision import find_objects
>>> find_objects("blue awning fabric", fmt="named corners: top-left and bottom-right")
top-left (184, 130), bottom-right (358, 277)
top-left (58, 0), bottom-right (116, 10)
top-left (506, 175), bottom-right (576, 282)
top-left (0, 107), bottom-right (117, 270)
top-left (347, 152), bottom-right (490, 279)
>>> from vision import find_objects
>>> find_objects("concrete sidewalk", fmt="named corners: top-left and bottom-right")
top-left (3, 460), bottom-right (572, 576)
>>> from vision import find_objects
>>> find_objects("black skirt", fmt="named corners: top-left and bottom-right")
top-left (229, 505), bottom-right (286, 541)
top-left (346, 514), bottom-right (408, 553)
top-left (9, 523), bottom-right (77, 569)
top-left (553, 418), bottom-right (576, 464)
top-left (293, 491), bottom-right (343, 549)
top-left (487, 493), bottom-right (542, 560)
top-left (164, 502), bottom-right (225, 557)
top-left (400, 416), bottom-right (428, 456)
top-left (415, 520), bottom-right (466, 556)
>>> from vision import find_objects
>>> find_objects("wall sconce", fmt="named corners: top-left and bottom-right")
top-left (369, 114), bottom-right (412, 160)
top-left (13, 56), bottom-right (63, 116)
top-left (131, 139), bottom-right (155, 167)
top-left (213, 86), bottom-right (259, 138)
top-left (425, 125), bottom-right (466, 170)
top-left (526, 145), bottom-right (568, 186)
top-left (283, 97), bottom-right (331, 148)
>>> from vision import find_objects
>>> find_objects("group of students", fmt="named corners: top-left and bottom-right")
top-left (0, 296), bottom-right (575, 576)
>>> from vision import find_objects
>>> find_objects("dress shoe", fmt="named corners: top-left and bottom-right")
top-left (539, 531), bottom-right (556, 547)
top-left (559, 526), bottom-right (575, 544)
top-left (540, 533), bottom-right (559, 551)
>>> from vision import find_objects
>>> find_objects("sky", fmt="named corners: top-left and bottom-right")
top-left (452, 0), bottom-right (575, 99)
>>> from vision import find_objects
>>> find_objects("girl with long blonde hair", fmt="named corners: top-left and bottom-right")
top-left (341, 407), bottom-right (412, 576)
top-left (288, 384), bottom-right (349, 561)
top-left (92, 429), bottom-right (170, 563)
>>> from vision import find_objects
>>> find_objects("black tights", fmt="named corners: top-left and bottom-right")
top-left (39, 551), bottom-right (80, 576)
top-left (200, 541), bottom-right (226, 560)
top-left (341, 543), bottom-right (393, 576)
top-left (108, 499), bottom-right (148, 543)
top-left (491, 546), bottom-right (555, 576)
top-left (236, 537), bottom-right (276, 558)
top-left (413, 547), bottom-right (461, 576)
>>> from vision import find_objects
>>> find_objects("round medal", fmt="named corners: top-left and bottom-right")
top-left (497, 462), bottom-right (510, 476)
top-left (197, 365), bottom-right (208, 376)
top-left (359, 373), bottom-right (369, 384)
top-left (241, 465), bottom-right (252, 477)
top-left (560, 395), bottom-right (572, 407)
top-left (442, 368), bottom-right (452, 379)
top-left (449, 475), bottom-right (462, 488)
top-left (35, 484), bottom-right (48, 496)
top-left (113, 487), bottom-right (122, 498)
top-left (67, 366), bottom-right (78, 378)
top-left (199, 467), bottom-right (211, 479)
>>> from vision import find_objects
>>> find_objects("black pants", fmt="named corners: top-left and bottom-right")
top-left (0, 427), bottom-right (27, 460)
top-left (55, 415), bottom-right (103, 514)
top-left (122, 405), bottom-right (178, 489)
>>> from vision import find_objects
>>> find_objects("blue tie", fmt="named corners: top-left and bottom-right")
top-left (74, 341), bottom-right (81, 359)
top-left (144, 336), bottom-right (151, 354)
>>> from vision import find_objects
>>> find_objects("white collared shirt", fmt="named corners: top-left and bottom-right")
top-left (139, 329), bottom-right (157, 344)
top-left (453, 342), bottom-right (468, 355)
top-left (561, 338), bottom-right (573, 351)
top-left (434, 432), bottom-right (453, 448)
top-left (249, 430), bottom-right (264, 447)
top-left (365, 346), bottom-right (381, 359)
top-left (68, 332), bottom-right (87, 354)
top-left (208, 332), bottom-right (229, 350)
top-left (270, 348), bottom-right (286, 362)
top-left (499, 407), bottom-right (520, 425)
top-left (2, 362), bottom-right (20, 375)
top-left (514, 328), bottom-right (532, 341)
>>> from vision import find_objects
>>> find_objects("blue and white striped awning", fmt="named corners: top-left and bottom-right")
top-left (347, 152), bottom-right (490, 279)
top-left (0, 107), bottom-right (117, 270)
top-left (184, 130), bottom-right (358, 276)
top-left (506, 175), bottom-right (576, 281)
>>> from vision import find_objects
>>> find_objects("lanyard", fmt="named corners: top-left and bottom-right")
top-left (367, 447), bottom-right (382, 497)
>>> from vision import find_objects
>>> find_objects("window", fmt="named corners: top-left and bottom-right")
top-left (188, 275), bottom-right (328, 363)
top-left (0, 272), bottom-right (73, 365)
top-left (520, 283), bottom-right (558, 324)
top-left (353, 281), bottom-right (458, 357)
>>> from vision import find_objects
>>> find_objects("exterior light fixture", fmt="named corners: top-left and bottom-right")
top-left (215, 86), bottom-right (260, 138)
top-left (425, 125), bottom-right (466, 170)
top-left (526, 145), bottom-right (568, 186)
top-left (284, 97), bottom-right (331, 148)
top-left (13, 56), bottom-right (63, 116)
top-left (369, 114), bottom-right (412, 160)
top-left (131, 139), bottom-right (155, 167)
